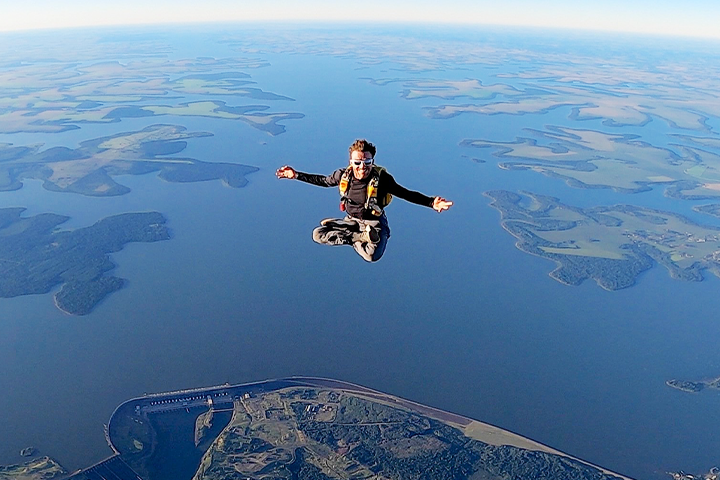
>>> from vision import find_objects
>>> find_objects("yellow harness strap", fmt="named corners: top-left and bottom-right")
top-left (339, 165), bottom-right (392, 215)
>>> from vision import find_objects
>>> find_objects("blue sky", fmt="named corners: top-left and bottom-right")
top-left (3, 0), bottom-right (719, 39)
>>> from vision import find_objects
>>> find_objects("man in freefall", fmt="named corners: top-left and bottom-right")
top-left (276, 139), bottom-right (453, 262)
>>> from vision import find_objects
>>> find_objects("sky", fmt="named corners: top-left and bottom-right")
top-left (2, 0), bottom-right (720, 40)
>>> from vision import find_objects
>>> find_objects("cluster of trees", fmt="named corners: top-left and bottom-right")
top-left (180, 388), bottom-right (627, 480)
top-left (499, 216), bottom-right (655, 290)
top-left (157, 160), bottom-right (258, 189)
top-left (292, 394), bottom-right (621, 480)
top-left (549, 252), bottom-right (652, 290)
top-left (55, 276), bottom-right (125, 315)
top-left (0, 209), bottom-right (169, 314)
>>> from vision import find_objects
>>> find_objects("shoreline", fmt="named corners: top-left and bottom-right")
top-left (498, 220), bottom-right (619, 291)
top-left (107, 375), bottom-right (634, 480)
top-left (52, 293), bottom-right (73, 316)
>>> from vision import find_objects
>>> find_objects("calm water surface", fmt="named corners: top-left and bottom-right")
top-left (1, 28), bottom-right (720, 480)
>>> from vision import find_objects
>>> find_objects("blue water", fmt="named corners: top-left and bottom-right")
top-left (2, 25), bottom-right (720, 480)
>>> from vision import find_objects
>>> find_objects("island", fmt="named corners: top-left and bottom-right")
top-left (0, 125), bottom-right (259, 197)
top-left (666, 377), bottom-right (720, 394)
top-left (0, 208), bottom-right (170, 315)
top-left (463, 127), bottom-right (720, 201)
top-left (362, 66), bottom-right (719, 134)
top-left (484, 190), bottom-right (720, 290)
top-left (105, 101), bottom-right (304, 136)
top-left (19, 447), bottom-right (36, 458)
top-left (0, 58), bottom-right (303, 135)
top-left (423, 81), bottom-right (715, 132)
top-left (32, 376), bottom-right (633, 480)
top-left (358, 63), bottom-right (720, 133)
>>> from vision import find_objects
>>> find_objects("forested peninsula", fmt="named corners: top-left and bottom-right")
top-left (0, 208), bottom-right (169, 315)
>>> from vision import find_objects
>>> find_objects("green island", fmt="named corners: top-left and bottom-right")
top-left (0, 124), bottom-right (258, 197)
top-left (0, 208), bottom-right (169, 315)
top-left (485, 190), bottom-right (720, 290)
top-left (0, 59), bottom-right (303, 135)
top-left (463, 127), bottom-right (720, 201)
top-left (23, 377), bottom-right (632, 480)
top-left (666, 377), bottom-right (720, 394)
top-left (0, 456), bottom-right (66, 480)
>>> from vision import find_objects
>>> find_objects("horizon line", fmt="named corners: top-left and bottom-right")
top-left (2, 18), bottom-right (720, 42)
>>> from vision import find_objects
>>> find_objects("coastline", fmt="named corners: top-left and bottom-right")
top-left (52, 293), bottom-right (73, 316)
top-left (498, 220), bottom-right (620, 291)
top-left (106, 376), bottom-right (635, 480)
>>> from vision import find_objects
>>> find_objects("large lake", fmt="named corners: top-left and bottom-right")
top-left (2, 26), bottom-right (720, 480)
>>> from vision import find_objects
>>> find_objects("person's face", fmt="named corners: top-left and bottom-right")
top-left (350, 150), bottom-right (373, 180)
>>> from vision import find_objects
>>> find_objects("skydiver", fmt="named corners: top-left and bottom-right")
top-left (276, 139), bottom-right (453, 262)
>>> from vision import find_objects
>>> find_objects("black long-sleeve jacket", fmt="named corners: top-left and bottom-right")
top-left (296, 167), bottom-right (435, 220)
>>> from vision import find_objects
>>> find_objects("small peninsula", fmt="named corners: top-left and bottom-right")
top-left (694, 204), bottom-right (720, 218)
top-left (485, 190), bottom-right (720, 290)
top-left (0, 379), bottom-right (637, 480)
top-left (0, 208), bottom-right (170, 315)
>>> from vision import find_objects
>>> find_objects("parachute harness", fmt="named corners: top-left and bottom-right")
top-left (339, 165), bottom-right (392, 216)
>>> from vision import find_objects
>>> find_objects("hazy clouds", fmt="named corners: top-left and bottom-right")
top-left (2, 0), bottom-right (719, 39)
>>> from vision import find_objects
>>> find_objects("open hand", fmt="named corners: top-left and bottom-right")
top-left (433, 196), bottom-right (453, 212)
top-left (276, 165), bottom-right (297, 179)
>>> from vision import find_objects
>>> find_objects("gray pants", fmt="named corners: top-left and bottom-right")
top-left (312, 215), bottom-right (391, 262)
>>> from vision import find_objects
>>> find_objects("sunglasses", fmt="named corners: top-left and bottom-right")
top-left (351, 158), bottom-right (373, 166)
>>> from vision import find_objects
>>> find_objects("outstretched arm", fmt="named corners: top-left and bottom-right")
top-left (276, 166), bottom-right (342, 187)
top-left (432, 196), bottom-right (453, 212)
top-left (382, 172), bottom-right (453, 212)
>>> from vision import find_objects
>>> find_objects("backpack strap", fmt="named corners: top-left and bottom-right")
top-left (338, 166), bottom-right (353, 212)
top-left (365, 166), bottom-right (385, 216)
top-left (339, 165), bottom-right (391, 216)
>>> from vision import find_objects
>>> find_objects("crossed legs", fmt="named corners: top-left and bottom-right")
top-left (312, 216), bottom-right (390, 262)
